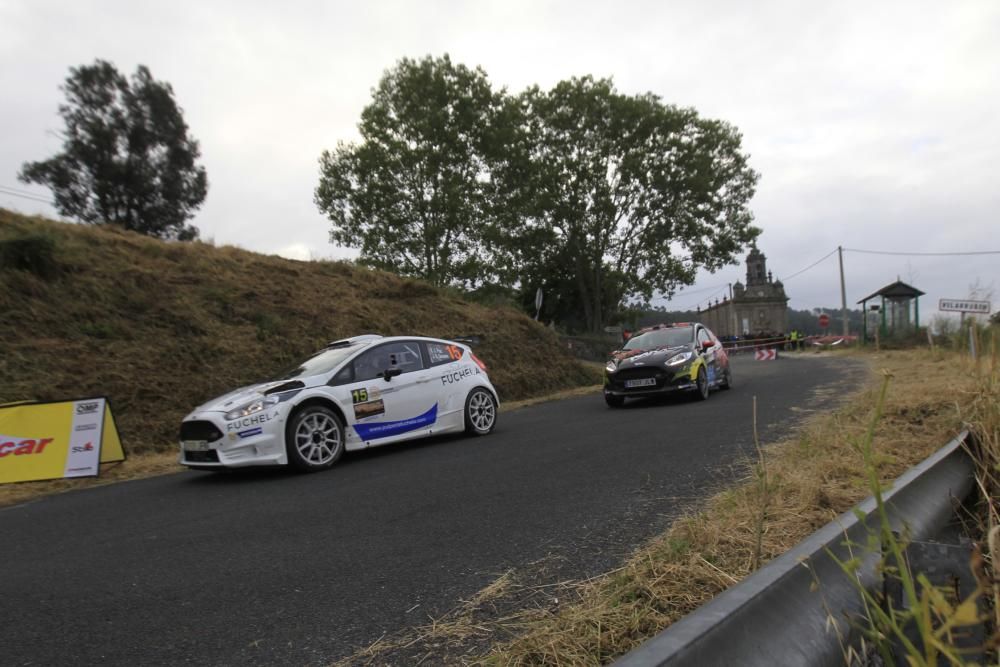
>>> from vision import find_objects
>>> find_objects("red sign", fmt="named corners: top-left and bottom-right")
top-left (818, 313), bottom-right (830, 328)
top-left (754, 349), bottom-right (777, 361)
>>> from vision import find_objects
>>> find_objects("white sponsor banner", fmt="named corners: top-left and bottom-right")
top-left (64, 398), bottom-right (105, 478)
top-left (939, 299), bottom-right (990, 314)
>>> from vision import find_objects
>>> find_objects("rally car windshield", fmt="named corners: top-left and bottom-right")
top-left (276, 342), bottom-right (369, 380)
top-left (623, 327), bottom-right (694, 350)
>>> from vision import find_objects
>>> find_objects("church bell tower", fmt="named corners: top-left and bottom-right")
top-left (746, 246), bottom-right (768, 286)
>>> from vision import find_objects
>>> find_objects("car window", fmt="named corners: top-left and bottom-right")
top-left (328, 364), bottom-right (354, 386)
top-left (697, 328), bottom-right (712, 346)
top-left (275, 341), bottom-right (370, 380)
top-left (623, 327), bottom-right (694, 350)
top-left (352, 341), bottom-right (425, 382)
top-left (425, 341), bottom-right (464, 367)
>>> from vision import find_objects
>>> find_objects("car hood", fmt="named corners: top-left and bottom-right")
top-left (609, 345), bottom-right (691, 370)
top-left (192, 378), bottom-right (315, 413)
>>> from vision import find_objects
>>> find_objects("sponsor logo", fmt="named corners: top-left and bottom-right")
top-left (226, 411), bottom-right (278, 432)
top-left (74, 423), bottom-right (98, 432)
top-left (76, 401), bottom-right (100, 415)
top-left (0, 437), bottom-right (54, 457)
top-left (67, 466), bottom-right (94, 473)
top-left (441, 367), bottom-right (475, 386)
top-left (354, 404), bottom-right (438, 440)
top-left (71, 442), bottom-right (95, 453)
top-left (354, 399), bottom-right (385, 421)
top-left (237, 427), bottom-right (263, 439)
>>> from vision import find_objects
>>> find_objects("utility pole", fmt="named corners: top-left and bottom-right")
top-left (838, 246), bottom-right (848, 336)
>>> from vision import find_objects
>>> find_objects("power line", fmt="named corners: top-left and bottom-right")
top-left (654, 281), bottom-right (730, 312)
top-left (679, 287), bottom-right (730, 312)
top-left (0, 185), bottom-right (53, 205)
top-left (843, 247), bottom-right (1000, 257)
top-left (780, 248), bottom-right (838, 283)
top-left (0, 183), bottom-right (48, 197)
top-left (664, 281), bottom-right (730, 299)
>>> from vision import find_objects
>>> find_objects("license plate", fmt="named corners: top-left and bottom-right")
top-left (182, 440), bottom-right (210, 452)
top-left (625, 378), bottom-right (657, 388)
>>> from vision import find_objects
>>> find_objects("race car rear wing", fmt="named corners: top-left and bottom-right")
top-left (447, 334), bottom-right (482, 347)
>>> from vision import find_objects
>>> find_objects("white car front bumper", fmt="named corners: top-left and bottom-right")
top-left (179, 407), bottom-right (288, 468)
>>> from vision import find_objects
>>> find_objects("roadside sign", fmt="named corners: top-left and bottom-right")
top-left (939, 298), bottom-right (990, 314)
top-left (604, 325), bottom-right (622, 334)
top-left (818, 313), bottom-right (830, 328)
top-left (754, 349), bottom-right (777, 361)
top-left (0, 397), bottom-right (125, 484)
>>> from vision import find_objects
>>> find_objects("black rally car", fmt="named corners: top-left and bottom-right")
top-left (603, 322), bottom-right (732, 407)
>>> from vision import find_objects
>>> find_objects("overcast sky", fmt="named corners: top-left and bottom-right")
top-left (2, 1), bottom-right (998, 318)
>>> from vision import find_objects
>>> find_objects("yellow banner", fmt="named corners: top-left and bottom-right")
top-left (0, 398), bottom-right (125, 484)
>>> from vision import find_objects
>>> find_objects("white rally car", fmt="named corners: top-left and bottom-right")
top-left (178, 334), bottom-right (499, 471)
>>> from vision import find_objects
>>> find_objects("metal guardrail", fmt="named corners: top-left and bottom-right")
top-left (614, 431), bottom-right (974, 667)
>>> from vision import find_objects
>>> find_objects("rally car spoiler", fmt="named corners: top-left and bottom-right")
top-left (448, 334), bottom-right (483, 347)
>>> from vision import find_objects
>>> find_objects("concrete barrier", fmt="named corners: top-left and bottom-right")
top-left (614, 431), bottom-right (974, 667)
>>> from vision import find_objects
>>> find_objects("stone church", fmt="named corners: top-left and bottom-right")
top-left (699, 246), bottom-right (789, 337)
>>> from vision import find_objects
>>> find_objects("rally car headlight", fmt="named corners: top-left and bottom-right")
top-left (665, 351), bottom-right (693, 366)
top-left (224, 396), bottom-right (280, 421)
top-left (605, 361), bottom-right (617, 373)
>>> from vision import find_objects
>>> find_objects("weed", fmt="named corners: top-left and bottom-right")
top-left (826, 360), bottom-right (994, 666)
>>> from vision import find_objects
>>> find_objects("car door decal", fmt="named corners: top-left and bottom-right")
top-left (354, 399), bottom-right (385, 420)
top-left (353, 404), bottom-right (438, 440)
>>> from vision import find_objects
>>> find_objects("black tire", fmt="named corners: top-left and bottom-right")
top-left (285, 405), bottom-right (345, 472)
top-left (465, 388), bottom-right (498, 435)
top-left (720, 367), bottom-right (733, 390)
top-left (694, 366), bottom-right (710, 401)
top-left (604, 392), bottom-right (625, 408)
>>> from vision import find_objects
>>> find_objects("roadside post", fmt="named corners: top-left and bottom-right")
top-left (870, 305), bottom-right (881, 352)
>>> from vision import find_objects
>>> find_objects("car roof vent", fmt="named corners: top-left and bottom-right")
top-left (327, 334), bottom-right (383, 348)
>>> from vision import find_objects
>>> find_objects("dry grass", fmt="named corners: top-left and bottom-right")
top-left (964, 332), bottom-right (1000, 656)
top-left (0, 210), bottom-right (599, 457)
top-left (329, 346), bottom-right (984, 665)
top-left (501, 381), bottom-right (603, 412)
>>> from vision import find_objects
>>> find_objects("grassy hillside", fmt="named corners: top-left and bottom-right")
top-left (0, 210), bottom-right (598, 453)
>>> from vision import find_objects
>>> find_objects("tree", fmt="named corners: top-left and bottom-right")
top-left (20, 60), bottom-right (207, 240)
top-left (496, 77), bottom-right (760, 332)
top-left (315, 55), bottom-right (509, 287)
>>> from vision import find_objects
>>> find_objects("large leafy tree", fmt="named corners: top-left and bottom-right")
top-left (498, 77), bottom-right (760, 332)
top-left (315, 55), bottom-right (510, 287)
top-left (20, 60), bottom-right (207, 240)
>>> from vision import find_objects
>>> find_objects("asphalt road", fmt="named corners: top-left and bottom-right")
top-left (1, 354), bottom-right (860, 666)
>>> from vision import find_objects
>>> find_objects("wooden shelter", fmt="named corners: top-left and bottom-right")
top-left (857, 280), bottom-right (925, 342)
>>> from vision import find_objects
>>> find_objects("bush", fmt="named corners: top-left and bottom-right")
top-left (0, 234), bottom-right (59, 278)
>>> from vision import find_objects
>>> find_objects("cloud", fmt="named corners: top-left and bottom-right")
top-left (2, 0), bottom-right (997, 316)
